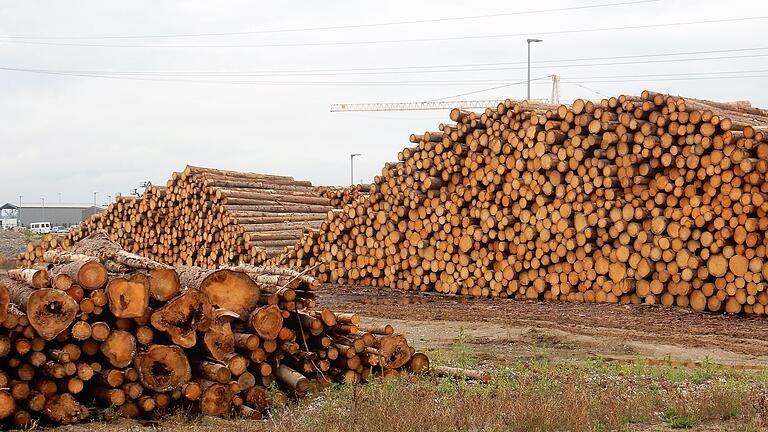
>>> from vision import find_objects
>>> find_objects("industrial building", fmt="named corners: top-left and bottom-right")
top-left (0, 203), bottom-right (101, 228)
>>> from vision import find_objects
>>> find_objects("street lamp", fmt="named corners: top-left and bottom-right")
top-left (41, 197), bottom-right (45, 222)
top-left (350, 153), bottom-right (362, 186)
top-left (93, 192), bottom-right (98, 208)
top-left (527, 38), bottom-right (543, 100)
top-left (18, 196), bottom-right (22, 206)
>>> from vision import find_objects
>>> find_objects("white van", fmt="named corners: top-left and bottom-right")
top-left (30, 222), bottom-right (51, 234)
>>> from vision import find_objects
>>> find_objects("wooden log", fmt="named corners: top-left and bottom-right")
top-left (134, 345), bottom-right (192, 392)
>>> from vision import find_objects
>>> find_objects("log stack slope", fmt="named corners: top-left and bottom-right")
top-left (275, 92), bottom-right (768, 316)
top-left (18, 166), bottom-right (332, 268)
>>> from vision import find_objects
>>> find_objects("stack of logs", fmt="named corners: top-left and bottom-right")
top-left (275, 92), bottom-right (768, 316)
top-left (316, 185), bottom-right (372, 208)
top-left (18, 166), bottom-right (332, 268)
top-left (0, 232), bottom-right (423, 426)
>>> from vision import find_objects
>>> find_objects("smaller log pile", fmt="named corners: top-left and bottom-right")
top-left (0, 232), bottom-right (422, 427)
top-left (17, 166), bottom-right (332, 268)
top-left (316, 185), bottom-right (372, 208)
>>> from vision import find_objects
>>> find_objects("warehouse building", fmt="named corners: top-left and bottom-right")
top-left (0, 203), bottom-right (101, 228)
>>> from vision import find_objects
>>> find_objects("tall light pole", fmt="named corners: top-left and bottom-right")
top-left (58, 192), bottom-right (62, 203)
top-left (93, 192), bottom-right (98, 208)
top-left (527, 38), bottom-right (543, 100)
top-left (18, 196), bottom-right (22, 206)
top-left (41, 197), bottom-right (45, 222)
top-left (350, 153), bottom-right (362, 186)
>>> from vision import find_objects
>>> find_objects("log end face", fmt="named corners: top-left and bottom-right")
top-left (201, 269), bottom-right (260, 319)
top-left (78, 261), bottom-right (108, 290)
top-left (135, 345), bottom-right (192, 392)
top-left (27, 289), bottom-right (78, 340)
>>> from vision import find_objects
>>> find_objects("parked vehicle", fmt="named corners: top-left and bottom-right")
top-left (51, 226), bottom-right (69, 233)
top-left (30, 222), bottom-right (51, 234)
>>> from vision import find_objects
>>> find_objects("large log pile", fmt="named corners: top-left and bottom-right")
top-left (275, 92), bottom-right (768, 316)
top-left (0, 233), bottom-right (420, 426)
top-left (18, 166), bottom-right (332, 268)
top-left (316, 185), bottom-right (372, 208)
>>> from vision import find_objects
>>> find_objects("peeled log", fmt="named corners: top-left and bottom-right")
top-left (101, 330), bottom-right (137, 368)
top-left (249, 305), bottom-right (283, 340)
top-left (134, 345), bottom-right (191, 392)
top-left (150, 289), bottom-right (212, 348)
top-left (107, 273), bottom-right (150, 318)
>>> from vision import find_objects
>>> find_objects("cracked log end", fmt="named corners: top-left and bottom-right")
top-left (150, 289), bottom-right (212, 348)
top-left (198, 381), bottom-right (232, 417)
top-left (107, 273), bottom-right (150, 318)
top-left (28, 289), bottom-right (78, 340)
top-left (378, 334), bottom-right (412, 369)
top-left (135, 344), bottom-right (191, 392)
top-left (201, 269), bottom-right (261, 319)
top-left (249, 305), bottom-right (283, 340)
top-left (44, 393), bottom-right (88, 424)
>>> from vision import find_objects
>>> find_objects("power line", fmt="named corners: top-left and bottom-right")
top-left (7, 52), bottom-right (768, 79)
top-left (1, 66), bottom-right (766, 86)
top-left (0, 0), bottom-right (659, 40)
top-left (25, 46), bottom-right (762, 75)
top-left (429, 76), bottom-right (553, 101)
top-left (3, 16), bottom-right (765, 49)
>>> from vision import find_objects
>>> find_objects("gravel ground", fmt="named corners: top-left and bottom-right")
top-left (0, 230), bottom-right (29, 257)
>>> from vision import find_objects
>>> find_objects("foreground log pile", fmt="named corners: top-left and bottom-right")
top-left (276, 92), bottom-right (768, 315)
top-left (0, 233), bottom-right (422, 426)
top-left (18, 166), bottom-right (332, 268)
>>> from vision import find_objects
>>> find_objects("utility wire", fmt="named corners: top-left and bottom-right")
top-left (8, 52), bottom-right (768, 78)
top-left (0, 0), bottom-right (659, 39)
top-left (429, 76), bottom-right (553, 101)
top-left (1, 66), bottom-right (766, 86)
top-left (3, 16), bottom-right (765, 49)
top-left (21, 46), bottom-right (761, 75)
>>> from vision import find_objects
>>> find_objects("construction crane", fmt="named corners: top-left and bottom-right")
top-left (331, 75), bottom-right (560, 112)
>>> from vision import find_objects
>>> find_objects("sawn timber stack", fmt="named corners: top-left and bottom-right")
top-left (18, 166), bottom-right (332, 268)
top-left (0, 232), bottom-right (422, 426)
top-left (275, 92), bottom-right (768, 316)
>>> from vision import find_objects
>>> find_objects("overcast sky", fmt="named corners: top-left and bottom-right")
top-left (1, 0), bottom-right (766, 206)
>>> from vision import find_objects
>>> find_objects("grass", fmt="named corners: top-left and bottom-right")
top-left (45, 331), bottom-right (768, 432)
top-left (21, 229), bottom-right (43, 243)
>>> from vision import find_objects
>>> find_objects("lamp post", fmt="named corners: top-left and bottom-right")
top-left (527, 38), bottom-right (543, 100)
top-left (41, 197), bottom-right (45, 222)
top-left (93, 192), bottom-right (98, 208)
top-left (350, 153), bottom-right (362, 186)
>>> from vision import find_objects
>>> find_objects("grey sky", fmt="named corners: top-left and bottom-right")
top-left (1, 0), bottom-right (766, 206)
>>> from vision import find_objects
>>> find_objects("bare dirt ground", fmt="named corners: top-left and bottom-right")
top-left (0, 230), bottom-right (26, 269)
top-left (318, 284), bottom-right (768, 369)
